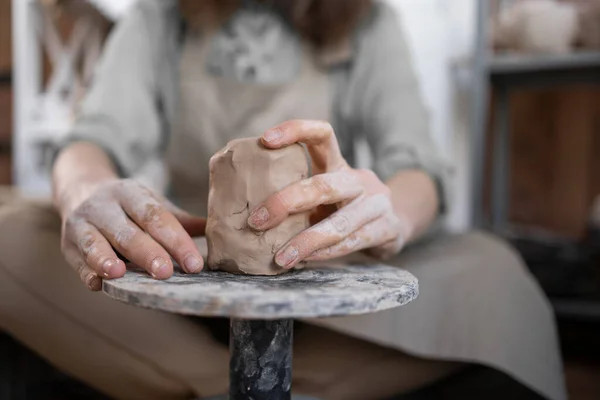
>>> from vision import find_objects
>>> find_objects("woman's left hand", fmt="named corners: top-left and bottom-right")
top-left (247, 120), bottom-right (412, 269)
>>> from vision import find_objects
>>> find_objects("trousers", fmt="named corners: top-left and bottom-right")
top-left (0, 201), bottom-right (459, 400)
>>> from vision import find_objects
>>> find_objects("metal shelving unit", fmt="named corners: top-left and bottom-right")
top-left (470, 0), bottom-right (600, 231)
top-left (488, 51), bottom-right (600, 75)
top-left (470, 0), bottom-right (600, 321)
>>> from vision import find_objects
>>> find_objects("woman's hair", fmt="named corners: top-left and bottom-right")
top-left (180, 0), bottom-right (373, 48)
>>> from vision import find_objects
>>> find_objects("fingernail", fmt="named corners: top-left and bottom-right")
top-left (263, 129), bottom-right (282, 143)
top-left (151, 257), bottom-right (169, 277)
top-left (86, 274), bottom-right (102, 291)
top-left (276, 246), bottom-right (299, 268)
top-left (248, 207), bottom-right (269, 229)
top-left (102, 259), bottom-right (117, 278)
top-left (184, 254), bottom-right (203, 273)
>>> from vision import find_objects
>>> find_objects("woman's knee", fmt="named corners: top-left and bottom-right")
top-left (0, 200), bottom-right (61, 236)
top-left (400, 230), bottom-right (526, 273)
top-left (0, 201), bottom-right (63, 280)
top-left (465, 230), bottom-right (522, 257)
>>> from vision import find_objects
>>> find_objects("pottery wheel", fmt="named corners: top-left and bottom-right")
top-left (103, 263), bottom-right (419, 400)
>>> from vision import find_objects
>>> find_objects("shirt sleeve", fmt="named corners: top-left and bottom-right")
top-left (347, 2), bottom-right (452, 215)
top-left (53, 0), bottom-right (171, 178)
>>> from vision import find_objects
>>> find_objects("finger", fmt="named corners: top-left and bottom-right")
top-left (261, 120), bottom-right (347, 174)
top-left (121, 190), bottom-right (204, 274)
top-left (62, 242), bottom-right (103, 291)
top-left (305, 217), bottom-right (404, 261)
top-left (67, 220), bottom-right (127, 279)
top-left (248, 170), bottom-right (363, 231)
top-left (365, 237), bottom-right (405, 260)
top-left (88, 205), bottom-right (174, 279)
top-left (128, 184), bottom-right (207, 237)
top-left (274, 194), bottom-right (390, 269)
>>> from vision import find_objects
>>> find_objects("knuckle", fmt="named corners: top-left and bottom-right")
top-left (357, 168), bottom-right (377, 181)
top-left (273, 190), bottom-right (292, 213)
top-left (137, 184), bottom-right (155, 199)
top-left (76, 262), bottom-right (89, 278)
top-left (114, 178), bottom-right (143, 197)
top-left (370, 192), bottom-right (389, 204)
top-left (336, 170), bottom-right (361, 192)
top-left (369, 193), bottom-right (393, 212)
top-left (141, 202), bottom-right (165, 226)
top-left (290, 232), bottom-right (315, 256)
top-left (116, 178), bottom-right (134, 190)
top-left (77, 232), bottom-right (98, 257)
top-left (138, 240), bottom-right (162, 259)
top-left (342, 233), bottom-right (362, 250)
top-left (113, 226), bottom-right (138, 248)
top-left (312, 175), bottom-right (335, 196)
top-left (320, 120), bottom-right (334, 135)
top-left (89, 251), bottom-right (116, 270)
top-left (71, 202), bottom-right (90, 218)
top-left (163, 232), bottom-right (185, 254)
top-left (356, 169), bottom-right (389, 193)
top-left (330, 213), bottom-right (352, 235)
top-left (314, 246), bottom-right (332, 259)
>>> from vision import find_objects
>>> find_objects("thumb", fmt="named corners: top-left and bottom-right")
top-left (163, 200), bottom-right (207, 237)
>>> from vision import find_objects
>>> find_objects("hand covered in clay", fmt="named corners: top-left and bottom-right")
top-left (61, 179), bottom-right (206, 291)
top-left (247, 120), bottom-right (410, 269)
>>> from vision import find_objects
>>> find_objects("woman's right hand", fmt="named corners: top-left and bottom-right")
top-left (60, 179), bottom-right (206, 291)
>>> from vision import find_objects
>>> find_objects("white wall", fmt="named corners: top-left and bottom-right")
top-left (388, 0), bottom-right (476, 231)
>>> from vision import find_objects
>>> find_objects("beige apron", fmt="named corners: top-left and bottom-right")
top-left (167, 28), bottom-right (566, 400)
top-left (166, 28), bottom-right (331, 216)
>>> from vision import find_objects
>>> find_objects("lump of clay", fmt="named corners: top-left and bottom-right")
top-left (206, 138), bottom-right (310, 275)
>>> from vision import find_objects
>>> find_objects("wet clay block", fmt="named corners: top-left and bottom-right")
top-left (206, 138), bottom-right (310, 275)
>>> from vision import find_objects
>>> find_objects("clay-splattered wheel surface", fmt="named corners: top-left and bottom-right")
top-left (102, 263), bottom-right (419, 319)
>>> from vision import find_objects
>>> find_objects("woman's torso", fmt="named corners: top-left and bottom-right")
top-left (166, 6), bottom-right (338, 215)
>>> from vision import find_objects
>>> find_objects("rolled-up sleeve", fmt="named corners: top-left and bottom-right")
top-left (55, 1), bottom-right (167, 177)
top-left (347, 3), bottom-right (452, 215)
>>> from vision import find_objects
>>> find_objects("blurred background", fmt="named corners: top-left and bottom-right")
top-left (0, 0), bottom-right (599, 398)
